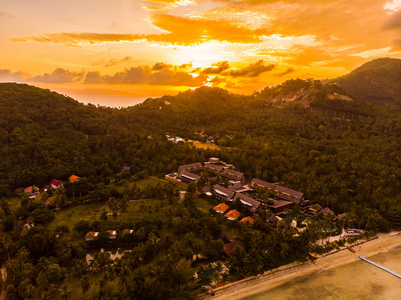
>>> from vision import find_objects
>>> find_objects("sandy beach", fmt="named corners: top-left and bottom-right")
top-left (202, 231), bottom-right (401, 300)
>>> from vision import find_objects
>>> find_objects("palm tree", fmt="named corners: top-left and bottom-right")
top-left (147, 233), bottom-right (161, 259)
top-left (59, 284), bottom-right (72, 300)
top-left (80, 275), bottom-right (90, 294)
top-left (136, 227), bottom-right (146, 243)
top-left (279, 242), bottom-right (290, 260)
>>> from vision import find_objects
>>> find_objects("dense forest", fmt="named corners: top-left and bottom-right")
top-left (1, 58), bottom-right (401, 299)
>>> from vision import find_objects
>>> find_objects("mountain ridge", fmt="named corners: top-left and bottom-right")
top-left (331, 57), bottom-right (401, 108)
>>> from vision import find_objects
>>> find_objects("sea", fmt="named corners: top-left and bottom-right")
top-left (73, 95), bottom-right (147, 108)
top-left (244, 245), bottom-right (401, 300)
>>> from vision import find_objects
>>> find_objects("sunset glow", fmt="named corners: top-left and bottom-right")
top-left (1, 0), bottom-right (401, 105)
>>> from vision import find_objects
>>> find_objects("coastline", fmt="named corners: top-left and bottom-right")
top-left (201, 231), bottom-right (401, 300)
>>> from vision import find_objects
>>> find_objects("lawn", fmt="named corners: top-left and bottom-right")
top-left (49, 199), bottom-right (171, 231)
top-left (196, 196), bottom-right (216, 213)
top-left (187, 139), bottom-right (222, 150)
top-left (110, 176), bottom-right (171, 194)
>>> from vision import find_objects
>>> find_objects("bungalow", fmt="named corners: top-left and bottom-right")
top-left (222, 168), bottom-right (244, 182)
top-left (121, 166), bottom-right (131, 172)
top-left (122, 229), bottom-right (134, 236)
top-left (223, 241), bottom-right (245, 255)
top-left (303, 204), bottom-right (322, 217)
top-left (50, 179), bottom-right (62, 189)
top-left (24, 186), bottom-right (39, 198)
top-left (240, 216), bottom-right (254, 224)
top-left (267, 214), bottom-right (280, 225)
top-left (234, 193), bottom-right (261, 213)
top-left (265, 199), bottom-right (294, 214)
top-left (201, 186), bottom-right (212, 196)
top-left (213, 203), bottom-right (229, 214)
top-left (204, 162), bottom-right (225, 173)
top-left (251, 178), bottom-right (276, 191)
top-left (178, 162), bottom-right (203, 173)
top-left (178, 170), bottom-right (201, 185)
top-left (274, 185), bottom-right (304, 204)
top-left (209, 157), bottom-right (220, 164)
top-left (213, 184), bottom-right (235, 202)
top-left (68, 175), bottom-right (81, 183)
top-left (251, 179), bottom-right (304, 205)
top-left (228, 183), bottom-right (251, 193)
top-left (106, 230), bottom-right (117, 240)
top-left (85, 231), bottom-right (99, 242)
top-left (344, 229), bottom-right (364, 238)
top-left (224, 209), bottom-right (241, 220)
top-left (321, 207), bottom-right (335, 216)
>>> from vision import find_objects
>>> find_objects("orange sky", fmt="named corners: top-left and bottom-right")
top-left (1, 0), bottom-right (401, 106)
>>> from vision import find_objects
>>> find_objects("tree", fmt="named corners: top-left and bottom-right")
top-left (100, 209), bottom-right (108, 221)
top-left (59, 284), bottom-right (72, 300)
top-left (80, 274), bottom-right (91, 294)
top-left (73, 220), bottom-right (90, 235)
top-left (147, 232), bottom-right (161, 259)
top-left (33, 205), bottom-right (55, 225)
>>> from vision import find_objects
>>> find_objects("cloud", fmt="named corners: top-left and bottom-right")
top-left (179, 62), bottom-right (193, 69)
top-left (152, 62), bottom-right (171, 70)
top-left (226, 60), bottom-right (275, 77)
top-left (276, 67), bottom-right (295, 77)
top-left (208, 76), bottom-right (236, 88)
top-left (383, 10), bottom-right (401, 30)
top-left (10, 33), bottom-right (147, 45)
top-left (0, 11), bottom-right (14, 19)
top-left (142, 0), bottom-right (198, 11)
top-left (10, 13), bottom-right (271, 46)
top-left (105, 56), bottom-right (133, 67)
top-left (84, 65), bottom-right (207, 86)
top-left (149, 69), bottom-right (207, 86)
top-left (201, 61), bottom-right (230, 74)
top-left (0, 69), bottom-right (26, 82)
top-left (28, 68), bottom-right (85, 83)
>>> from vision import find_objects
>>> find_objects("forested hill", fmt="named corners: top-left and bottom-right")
top-left (2, 80), bottom-right (401, 227)
top-left (332, 57), bottom-right (401, 108)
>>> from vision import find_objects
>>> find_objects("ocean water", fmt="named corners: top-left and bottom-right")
top-left (244, 246), bottom-right (401, 300)
top-left (73, 95), bottom-right (148, 108)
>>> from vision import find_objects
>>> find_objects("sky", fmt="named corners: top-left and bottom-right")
top-left (1, 0), bottom-right (401, 106)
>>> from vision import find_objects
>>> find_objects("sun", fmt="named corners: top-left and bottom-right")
top-left (158, 41), bottom-right (236, 68)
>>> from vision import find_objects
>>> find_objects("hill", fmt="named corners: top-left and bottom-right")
top-left (331, 57), bottom-right (401, 108)
top-left (2, 80), bottom-right (401, 299)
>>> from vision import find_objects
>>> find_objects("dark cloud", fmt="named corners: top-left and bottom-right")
top-left (208, 76), bottom-right (235, 87)
top-left (226, 60), bottom-right (275, 77)
top-left (105, 56), bottom-right (133, 67)
top-left (152, 62), bottom-right (171, 70)
top-left (0, 69), bottom-right (26, 82)
top-left (276, 67), bottom-right (295, 77)
top-left (84, 65), bottom-right (207, 86)
top-left (28, 68), bottom-right (84, 83)
top-left (383, 10), bottom-right (401, 30)
top-left (149, 69), bottom-right (207, 86)
top-left (201, 61), bottom-right (230, 74)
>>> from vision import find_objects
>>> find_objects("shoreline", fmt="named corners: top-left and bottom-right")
top-left (201, 231), bottom-right (401, 300)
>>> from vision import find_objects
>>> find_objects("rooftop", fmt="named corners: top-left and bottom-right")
top-left (224, 209), bottom-right (241, 220)
top-left (213, 184), bottom-right (235, 199)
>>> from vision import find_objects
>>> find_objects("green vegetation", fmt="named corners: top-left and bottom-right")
top-left (333, 57), bottom-right (401, 108)
top-left (2, 63), bottom-right (401, 299)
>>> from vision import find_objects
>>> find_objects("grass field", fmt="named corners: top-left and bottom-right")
top-left (187, 139), bottom-right (222, 150)
top-left (49, 199), bottom-right (170, 231)
top-left (196, 196), bottom-right (216, 213)
top-left (110, 176), bottom-right (173, 194)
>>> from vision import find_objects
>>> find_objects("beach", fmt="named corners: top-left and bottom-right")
top-left (203, 231), bottom-right (401, 300)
